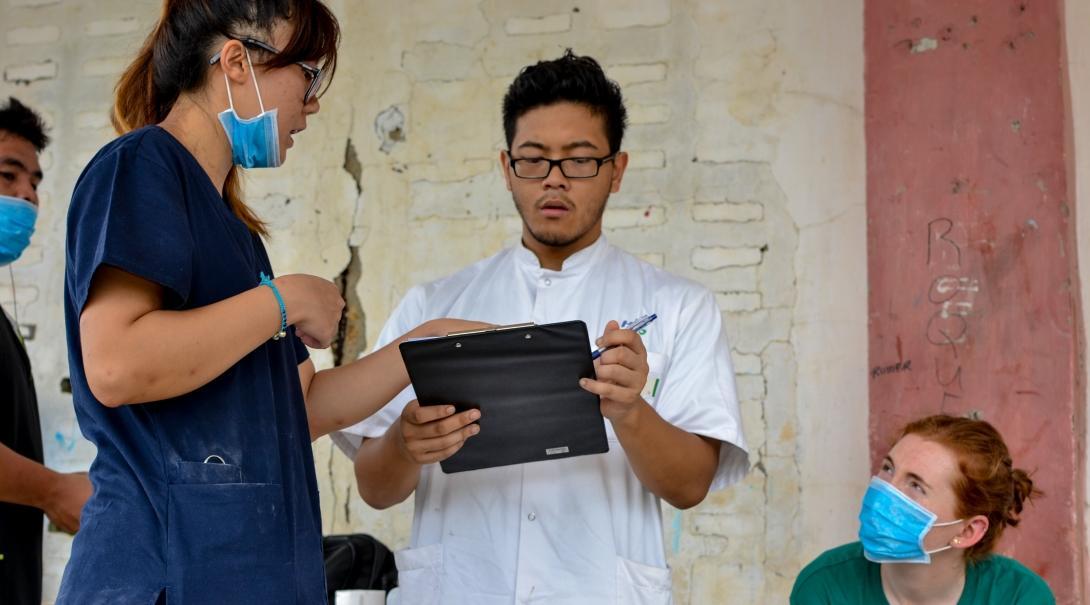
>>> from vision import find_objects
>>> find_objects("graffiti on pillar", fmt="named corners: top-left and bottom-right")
top-left (926, 218), bottom-right (980, 407)
top-left (870, 359), bottom-right (912, 379)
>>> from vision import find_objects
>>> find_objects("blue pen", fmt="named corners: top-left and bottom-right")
top-left (591, 313), bottom-right (658, 360)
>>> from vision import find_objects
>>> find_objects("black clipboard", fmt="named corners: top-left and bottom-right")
top-left (399, 320), bottom-right (609, 473)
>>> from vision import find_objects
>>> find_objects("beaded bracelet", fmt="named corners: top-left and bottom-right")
top-left (259, 272), bottom-right (288, 340)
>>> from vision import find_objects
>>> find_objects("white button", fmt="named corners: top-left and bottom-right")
top-left (543, 278), bottom-right (552, 286)
top-left (528, 512), bottom-right (536, 521)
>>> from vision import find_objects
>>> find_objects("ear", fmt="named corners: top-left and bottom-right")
top-left (608, 151), bottom-right (628, 194)
top-left (499, 150), bottom-right (513, 192)
top-left (952, 515), bottom-right (990, 550)
top-left (216, 39), bottom-right (251, 86)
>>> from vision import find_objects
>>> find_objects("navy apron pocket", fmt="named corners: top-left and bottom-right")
top-left (166, 481), bottom-right (293, 604)
top-left (170, 460), bottom-right (243, 484)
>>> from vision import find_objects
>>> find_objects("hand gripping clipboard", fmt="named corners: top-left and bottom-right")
top-left (399, 320), bottom-right (610, 474)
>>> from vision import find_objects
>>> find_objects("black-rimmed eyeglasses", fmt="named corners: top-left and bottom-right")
top-left (507, 153), bottom-right (616, 179)
top-left (208, 37), bottom-right (325, 104)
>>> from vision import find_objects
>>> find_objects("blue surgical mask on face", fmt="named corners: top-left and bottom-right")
top-left (0, 195), bottom-right (37, 266)
top-left (858, 476), bottom-right (964, 564)
top-left (217, 47), bottom-right (281, 169)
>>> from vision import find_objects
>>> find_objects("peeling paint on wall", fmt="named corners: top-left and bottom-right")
top-left (374, 105), bottom-right (406, 154)
top-left (911, 37), bottom-right (939, 53)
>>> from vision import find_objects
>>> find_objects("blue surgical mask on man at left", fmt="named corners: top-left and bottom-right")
top-left (858, 476), bottom-right (964, 564)
top-left (0, 194), bottom-right (37, 266)
top-left (217, 47), bottom-right (281, 169)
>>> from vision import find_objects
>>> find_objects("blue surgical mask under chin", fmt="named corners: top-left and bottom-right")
top-left (858, 476), bottom-right (964, 564)
top-left (217, 47), bottom-right (282, 169)
top-left (0, 194), bottom-right (37, 267)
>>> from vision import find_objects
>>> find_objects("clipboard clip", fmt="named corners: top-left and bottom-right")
top-left (447, 322), bottom-right (535, 337)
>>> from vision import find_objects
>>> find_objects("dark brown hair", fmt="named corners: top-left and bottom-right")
top-left (0, 97), bottom-right (50, 151)
top-left (900, 414), bottom-right (1041, 562)
top-left (113, 0), bottom-right (339, 235)
top-left (502, 49), bottom-right (627, 155)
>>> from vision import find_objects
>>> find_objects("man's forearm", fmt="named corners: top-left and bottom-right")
top-left (0, 442), bottom-right (56, 509)
top-left (354, 426), bottom-right (421, 509)
top-left (612, 400), bottom-right (721, 509)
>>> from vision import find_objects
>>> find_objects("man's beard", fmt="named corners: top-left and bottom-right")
top-left (513, 193), bottom-right (609, 248)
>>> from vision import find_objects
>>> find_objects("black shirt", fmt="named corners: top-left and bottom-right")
top-left (0, 308), bottom-right (44, 605)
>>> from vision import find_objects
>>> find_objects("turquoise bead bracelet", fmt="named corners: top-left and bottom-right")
top-left (259, 272), bottom-right (288, 340)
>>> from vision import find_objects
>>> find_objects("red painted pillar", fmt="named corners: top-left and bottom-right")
top-left (866, 1), bottom-right (1084, 602)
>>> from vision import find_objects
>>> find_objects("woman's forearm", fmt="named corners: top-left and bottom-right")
top-left (303, 318), bottom-right (490, 439)
top-left (304, 338), bottom-right (413, 439)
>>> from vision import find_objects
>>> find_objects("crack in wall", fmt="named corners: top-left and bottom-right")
top-left (331, 245), bottom-right (367, 367)
top-left (326, 441), bottom-right (338, 530)
top-left (331, 138), bottom-right (368, 368)
top-left (344, 137), bottom-right (363, 196)
top-left (324, 135), bottom-right (368, 528)
top-left (344, 482), bottom-right (352, 526)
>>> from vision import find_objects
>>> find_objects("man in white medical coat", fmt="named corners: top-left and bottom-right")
top-left (339, 50), bottom-right (749, 604)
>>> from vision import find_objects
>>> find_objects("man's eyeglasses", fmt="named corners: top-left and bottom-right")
top-left (208, 37), bottom-right (325, 104)
top-left (507, 154), bottom-right (616, 179)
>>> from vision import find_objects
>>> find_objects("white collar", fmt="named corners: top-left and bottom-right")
top-left (513, 233), bottom-right (610, 275)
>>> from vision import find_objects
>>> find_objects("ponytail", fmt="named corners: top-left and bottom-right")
top-left (112, 32), bottom-right (162, 134)
top-left (1006, 468), bottom-right (1039, 527)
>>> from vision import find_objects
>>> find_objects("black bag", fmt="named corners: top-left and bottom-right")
top-left (323, 534), bottom-right (398, 604)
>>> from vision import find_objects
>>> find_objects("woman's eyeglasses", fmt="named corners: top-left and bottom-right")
top-left (208, 37), bottom-right (325, 104)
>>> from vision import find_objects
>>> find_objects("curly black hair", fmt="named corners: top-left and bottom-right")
top-left (0, 97), bottom-right (50, 151)
top-left (502, 49), bottom-right (627, 154)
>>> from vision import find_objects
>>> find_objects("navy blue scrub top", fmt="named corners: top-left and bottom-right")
top-left (58, 126), bottom-right (325, 605)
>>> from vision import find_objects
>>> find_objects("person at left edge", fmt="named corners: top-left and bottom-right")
top-left (56, 2), bottom-right (486, 604)
top-left (0, 98), bottom-right (92, 605)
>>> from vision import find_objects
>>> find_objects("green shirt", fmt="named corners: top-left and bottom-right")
top-left (791, 542), bottom-right (1055, 605)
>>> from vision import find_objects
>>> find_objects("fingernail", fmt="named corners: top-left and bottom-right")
top-left (579, 378), bottom-right (588, 387)
top-left (470, 410), bottom-right (481, 420)
top-left (447, 406), bottom-right (456, 415)
top-left (471, 425), bottom-right (481, 435)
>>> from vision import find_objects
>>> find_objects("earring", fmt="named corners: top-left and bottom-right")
top-left (953, 538), bottom-right (961, 546)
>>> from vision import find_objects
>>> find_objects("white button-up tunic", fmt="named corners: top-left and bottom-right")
top-left (338, 236), bottom-right (748, 605)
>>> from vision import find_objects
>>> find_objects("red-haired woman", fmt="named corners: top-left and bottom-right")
top-left (791, 414), bottom-right (1054, 604)
top-left (57, 2), bottom-right (482, 603)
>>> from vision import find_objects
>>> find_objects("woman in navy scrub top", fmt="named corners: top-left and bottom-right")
top-left (57, 2), bottom-right (483, 603)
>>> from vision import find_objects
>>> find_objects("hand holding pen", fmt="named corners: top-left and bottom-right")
top-left (591, 313), bottom-right (657, 360)
top-left (582, 314), bottom-right (657, 422)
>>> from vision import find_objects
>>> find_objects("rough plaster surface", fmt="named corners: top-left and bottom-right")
top-left (867, 2), bottom-right (1084, 602)
top-left (1, 1), bottom-right (865, 602)
top-left (1070, 0), bottom-right (1090, 595)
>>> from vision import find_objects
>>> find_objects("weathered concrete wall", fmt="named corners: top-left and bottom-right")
top-left (1070, 0), bottom-right (1090, 589)
top-left (2, 1), bottom-right (867, 602)
top-left (866, 1), bottom-right (1084, 602)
